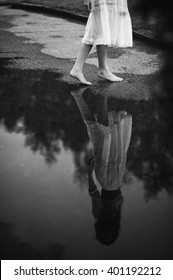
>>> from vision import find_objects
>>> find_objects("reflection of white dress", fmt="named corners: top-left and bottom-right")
top-left (82, 0), bottom-right (133, 47)
top-left (86, 111), bottom-right (132, 191)
top-left (71, 89), bottom-right (132, 191)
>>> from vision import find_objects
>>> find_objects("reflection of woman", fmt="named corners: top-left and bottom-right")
top-left (71, 87), bottom-right (132, 245)
top-left (87, 109), bottom-right (132, 245)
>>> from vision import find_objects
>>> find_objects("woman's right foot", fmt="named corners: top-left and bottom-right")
top-left (97, 69), bottom-right (123, 82)
top-left (70, 69), bottom-right (91, 86)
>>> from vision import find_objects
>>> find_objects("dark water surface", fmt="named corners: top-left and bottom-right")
top-left (0, 60), bottom-right (173, 260)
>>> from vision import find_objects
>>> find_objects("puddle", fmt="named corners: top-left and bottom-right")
top-left (0, 60), bottom-right (173, 260)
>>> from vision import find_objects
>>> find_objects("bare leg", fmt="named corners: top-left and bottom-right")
top-left (97, 45), bottom-right (123, 82)
top-left (70, 43), bottom-right (92, 85)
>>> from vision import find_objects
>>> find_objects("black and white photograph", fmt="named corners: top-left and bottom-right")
top-left (0, 0), bottom-right (173, 263)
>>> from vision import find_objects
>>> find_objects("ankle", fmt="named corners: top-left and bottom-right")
top-left (71, 67), bottom-right (82, 74)
top-left (98, 67), bottom-right (109, 73)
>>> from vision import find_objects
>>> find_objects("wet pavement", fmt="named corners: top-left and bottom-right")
top-left (0, 5), bottom-right (173, 260)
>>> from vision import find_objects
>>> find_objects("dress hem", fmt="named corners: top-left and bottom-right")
top-left (82, 38), bottom-right (133, 48)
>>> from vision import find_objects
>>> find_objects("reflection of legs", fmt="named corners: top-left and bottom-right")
top-left (70, 43), bottom-right (92, 85)
top-left (96, 95), bottom-right (108, 126)
top-left (97, 45), bottom-right (123, 82)
top-left (71, 87), bottom-right (95, 122)
top-left (83, 90), bottom-right (108, 126)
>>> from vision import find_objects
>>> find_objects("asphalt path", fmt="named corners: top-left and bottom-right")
top-left (0, 5), bottom-right (161, 100)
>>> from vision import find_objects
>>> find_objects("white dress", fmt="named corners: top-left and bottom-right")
top-left (82, 0), bottom-right (133, 47)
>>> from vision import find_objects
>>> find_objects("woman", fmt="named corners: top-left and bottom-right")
top-left (70, 0), bottom-right (133, 85)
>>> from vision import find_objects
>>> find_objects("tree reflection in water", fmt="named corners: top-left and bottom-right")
top-left (0, 68), bottom-right (89, 165)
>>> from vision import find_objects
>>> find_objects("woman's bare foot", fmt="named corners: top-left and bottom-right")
top-left (97, 69), bottom-right (123, 82)
top-left (70, 69), bottom-right (91, 86)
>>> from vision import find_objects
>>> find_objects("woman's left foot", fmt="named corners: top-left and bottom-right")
top-left (97, 70), bottom-right (123, 82)
top-left (70, 69), bottom-right (91, 85)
